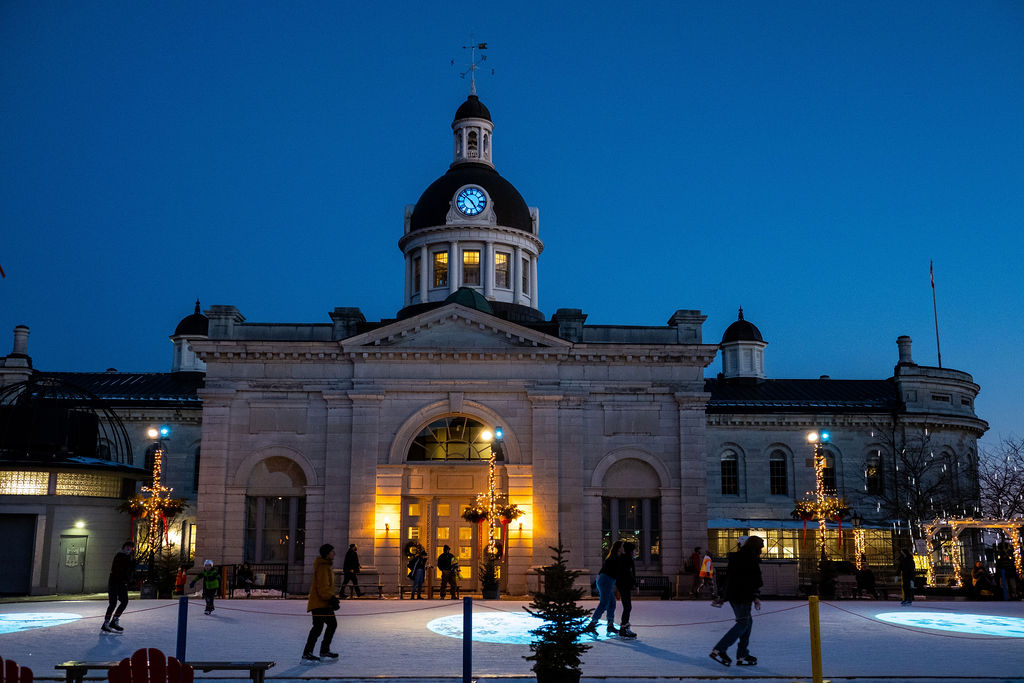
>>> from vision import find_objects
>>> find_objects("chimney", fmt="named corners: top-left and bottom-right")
top-left (896, 335), bottom-right (914, 366)
top-left (12, 325), bottom-right (29, 356)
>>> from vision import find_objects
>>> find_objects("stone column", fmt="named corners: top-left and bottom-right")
top-left (449, 241), bottom-right (459, 295)
top-left (419, 245), bottom-right (429, 302)
top-left (530, 255), bottom-right (538, 310)
top-left (194, 388), bottom-right (235, 564)
top-left (484, 241), bottom-right (495, 299)
top-left (513, 246), bottom-right (524, 304)
top-left (674, 392), bottom-right (711, 578)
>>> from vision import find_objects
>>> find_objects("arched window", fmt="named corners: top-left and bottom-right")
top-left (769, 450), bottom-right (788, 496)
top-left (721, 450), bottom-right (739, 495)
top-left (468, 131), bottom-right (479, 157)
top-left (865, 449), bottom-right (883, 495)
top-left (244, 456), bottom-right (307, 565)
top-left (407, 415), bottom-right (501, 461)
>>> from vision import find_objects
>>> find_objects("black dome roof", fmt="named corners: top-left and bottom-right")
top-left (409, 163), bottom-right (533, 233)
top-left (173, 300), bottom-right (209, 337)
top-left (454, 95), bottom-right (491, 122)
top-left (721, 308), bottom-right (764, 343)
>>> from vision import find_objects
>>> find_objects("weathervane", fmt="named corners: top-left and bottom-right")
top-left (452, 37), bottom-right (492, 95)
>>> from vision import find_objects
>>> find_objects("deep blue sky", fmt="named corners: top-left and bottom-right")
top-left (2, 2), bottom-right (1021, 450)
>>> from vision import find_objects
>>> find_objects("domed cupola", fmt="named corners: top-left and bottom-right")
top-left (170, 300), bottom-right (208, 373)
top-left (720, 308), bottom-right (767, 379)
top-left (399, 89), bottom-right (544, 321)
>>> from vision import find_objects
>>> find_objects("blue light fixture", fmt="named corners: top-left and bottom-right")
top-left (159, 426), bottom-right (171, 438)
top-left (820, 431), bottom-right (830, 442)
top-left (494, 426), bottom-right (503, 440)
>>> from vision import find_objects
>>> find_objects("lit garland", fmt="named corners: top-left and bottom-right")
top-left (117, 443), bottom-right (186, 554)
top-left (791, 434), bottom-right (850, 556)
top-left (923, 517), bottom-right (1024, 588)
top-left (853, 529), bottom-right (866, 570)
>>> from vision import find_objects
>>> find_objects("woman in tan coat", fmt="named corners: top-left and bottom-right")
top-left (303, 544), bottom-right (339, 661)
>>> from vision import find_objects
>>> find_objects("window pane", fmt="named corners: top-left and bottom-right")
top-left (521, 257), bottom-right (529, 294)
top-left (261, 497), bottom-right (291, 563)
top-left (462, 250), bottom-right (480, 286)
top-left (769, 451), bottom-right (788, 496)
top-left (495, 253), bottom-right (510, 288)
top-left (408, 503), bottom-right (421, 517)
top-left (413, 256), bottom-right (421, 294)
top-left (437, 504), bottom-right (450, 517)
top-left (433, 252), bottom-right (448, 288)
top-left (437, 527), bottom-right (450, 540)
top-left (459, 527), bottom-right (473, 541)
top-left (721, 451), bottom-right (739, 495)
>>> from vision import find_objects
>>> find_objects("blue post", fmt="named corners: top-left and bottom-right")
top-left (176, 595), bottom-right (188, 661)
top-left (462, 596), bottom-right (472, 683)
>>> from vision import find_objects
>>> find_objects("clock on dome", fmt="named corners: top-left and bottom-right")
top-left (455, 186), bottom-right (487, 216)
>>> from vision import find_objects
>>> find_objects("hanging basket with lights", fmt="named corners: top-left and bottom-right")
top-left (117, 495), bottom-right (187, 519)
top-left (461, 504), bottom-right (489, 524)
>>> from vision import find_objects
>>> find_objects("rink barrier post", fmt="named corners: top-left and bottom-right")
top-left (463, 596), bottom-right (472, 683)
top-left (176, 596), bottom-right (188, 661)
top-left (792, 595), bottom-right (830, 683)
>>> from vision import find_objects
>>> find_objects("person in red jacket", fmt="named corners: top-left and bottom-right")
top-left (101, 541), bottom-right (134, 633)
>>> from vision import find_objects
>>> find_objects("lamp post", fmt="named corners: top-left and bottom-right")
top-left (141, 426), bottom-right (172, 589)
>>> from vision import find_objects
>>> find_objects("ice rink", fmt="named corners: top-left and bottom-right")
top-left (2, 596), bottom-right (1022, 682)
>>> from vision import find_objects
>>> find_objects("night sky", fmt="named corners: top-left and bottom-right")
top-left (2, 2), bottom-right (1021, 450)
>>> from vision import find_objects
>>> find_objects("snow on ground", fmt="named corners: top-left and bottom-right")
top-left (1, 597), bottom-right (1022, 681)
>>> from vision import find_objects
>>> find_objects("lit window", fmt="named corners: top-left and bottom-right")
top-left (408, 503), bottom-right (421, 517)
top-left (769, 450), bottom-right (787, 496)
top-left (866, 451), bottom-right (883, 495)
top-left (437, 528), bottom-right (450, 540)
top-left (721, 450), bottom-right (739, 495)
top-left (463, 250), bottom-right (480, 286)
top-left (437, 504), bottom-right (450, 517)
top-left (55, 472), bottom-right (121, 497)
top-left (459, 527), bottom-right (473, 541)
top-left (601, 497), bottom-right (661, 566)
top-left (407, 416), bottom-right (502, 461)
top-left (495, 253), bottom-right (510, 288)
top-left (0, 471), bottom-right (49, 495)
top-left (408, 527), bottom-right (420, 540)
top-left (244, 495), bottom-right (306, 564)
top-left (433, 252), bottom-right (448, 288)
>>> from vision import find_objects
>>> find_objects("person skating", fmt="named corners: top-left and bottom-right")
top-left (615, 542), bottom-right (638, 638)
top-left (585, 541), bottom-right (622, 636)
top-left (303, 544), bottom-right (341, 662)
top-left (709, 535), bottom-right (764, 667)
top-left (101, 541), bottom-right (134, 633)
top-left (341, 544), bottom-right (362, 598)
top-left (191, 559), bottom-right (220, 614)
top-left (437, 545), bottom-right (458, 599)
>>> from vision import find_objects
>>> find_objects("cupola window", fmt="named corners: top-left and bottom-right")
top-left (412, 255), bottom-right (422, 294)
top-left (433, 251), bottom-right (448, 288)
top-left (467, 130), bottom-right (478, 158)
top-left (521, 257), bottom-right (530, 295)
top-left (462, 250), bottom-right (481, 286)
top-left (495, 252), bottom-right (510, 288)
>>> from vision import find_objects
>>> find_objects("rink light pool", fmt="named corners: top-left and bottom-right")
top-left (875, 611), bottom-right (1024, 638)
top-left (0, 613), bottom-right (82, 634)
top-left (426, 612), bottom-right (613, 645)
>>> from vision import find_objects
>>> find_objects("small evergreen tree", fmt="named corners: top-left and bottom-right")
top-left (524, 540), bottom-right (591, 681)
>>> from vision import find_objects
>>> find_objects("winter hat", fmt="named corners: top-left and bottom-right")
top-left (319, 543), bottom-right (335, 559)
top-left (203, 559), bottom-right (213, 568)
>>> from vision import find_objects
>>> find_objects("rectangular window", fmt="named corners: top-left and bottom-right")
top-left (437, 527), bottom-right (450, 540)
top-left (601, 497), bottom-right (660, 566)
top-left (769, 460), bottom-right (787, 496)
top-left (462, 250), bottom-right (480, 286)
top-left (0, 471), bottom-right (49, 495)
top-left (459, 527), bottom-right (473, 541)
top-left (55, 472), bottom-right (121, 497)
top-left (408, 527), bottom-right (420, 540)
top-left (521, 257), bottom-right (530, 294)
top-left (408, 503), bottom-right (421, 517)
top-left (495, 253), bottom-right (510, 288)
top-left (721, 460), bottom-right (739, 495)
top-left (433, 252), bottom-right (448, 288)
top-left (437, 504), bottom-right (450, 517)
top-left (931, 393), bottom-right (950, 402)
top-left (244, 495), bottom-right (306, 564)
top-left (412, 256), bottom-right (421, 294)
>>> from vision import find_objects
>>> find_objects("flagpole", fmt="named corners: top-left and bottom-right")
top-left (930, 260), bottom-right (942, 368)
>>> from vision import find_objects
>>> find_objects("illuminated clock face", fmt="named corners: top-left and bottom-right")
top-left (456, 187), bottom-right (487, 216)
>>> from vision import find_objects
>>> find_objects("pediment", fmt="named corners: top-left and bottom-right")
top-left (342, 304), bottom-right (569, 351)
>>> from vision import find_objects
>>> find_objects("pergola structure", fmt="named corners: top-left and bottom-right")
top-left (923, 517), bottom-right (1023, 588)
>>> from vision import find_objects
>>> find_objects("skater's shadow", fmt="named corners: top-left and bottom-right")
top-left (600, 638), bottom-right (707, 667)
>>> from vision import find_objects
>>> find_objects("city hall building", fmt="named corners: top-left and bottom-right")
top-left (1, 92), bottom-right (986, 596)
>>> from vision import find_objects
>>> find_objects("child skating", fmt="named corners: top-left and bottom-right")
top-left (191, 559), bottom-right (221, 614)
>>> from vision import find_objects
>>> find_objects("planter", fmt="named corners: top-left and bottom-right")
top-left (481, 587), bottom-right (500, 600)
top-left (536, 670), bottom-right (580, 683)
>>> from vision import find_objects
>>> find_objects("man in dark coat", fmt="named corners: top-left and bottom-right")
top-left (437, 545), bottom-right (458, 599)
top-left (897, 548), bottom-right (915, 606)
top-left (709, 535), bottom-right (764, 667)
top-left (341, 544), bottom-right (362, 598)
top-left (101, 541), bottom-right (134, 633)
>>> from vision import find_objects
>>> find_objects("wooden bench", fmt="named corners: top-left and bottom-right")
top-left (57, 661), bottom-right (274, 683)
top-left (635, 575), bottom-right (672, 599)
top-left (228, 563), bottom-right (288, 598)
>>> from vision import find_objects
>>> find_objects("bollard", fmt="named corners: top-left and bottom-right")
top-left (792, 596), bottom-right (830, 683)
top-left (175, 595), bottom-right (188, 662)
top-left (462, 596), bottom-right (472, 683)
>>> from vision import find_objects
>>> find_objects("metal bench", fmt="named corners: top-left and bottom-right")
top-left (635, 575), bottom-right (672, 599)
top-left (57, 660), bottom-right (274, 683)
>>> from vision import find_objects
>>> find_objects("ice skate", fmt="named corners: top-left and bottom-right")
top-left (618, 623), bottom-right (637, 639)
top-left (319, 651), bottom-right (339, 659)
top-left (709, 649), bottom-right (731, 667)
top-left (301, 653), bottom-right (320, 664)
top-left (100, 621), bottom-right (116, 634)
top-left (108, 618), bottom-right (124, 632)
top-left (605, 623), bottom-right (619, 636)
top-left (736, 654), bottom-right (757, 666)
